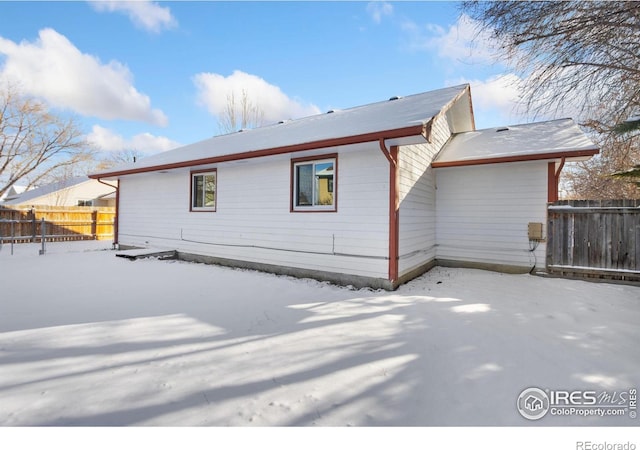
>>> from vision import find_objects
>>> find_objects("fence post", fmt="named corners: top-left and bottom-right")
top-left (39, 218), bottom-right (46, 255)
top-left (30, 208), bottom-right (36, 243)
top-left (10, 220), bottom-right (14, 256)
top-left (91, 210), bottom-right (98, 240)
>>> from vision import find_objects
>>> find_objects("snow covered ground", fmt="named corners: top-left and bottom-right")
top-left (0, 241), bottom-right (639, 429)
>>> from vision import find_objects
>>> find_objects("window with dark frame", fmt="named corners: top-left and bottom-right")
top-left (191, 170), bottom-right (216, 211)
top-left (292, 157), bottom-right (336, 211)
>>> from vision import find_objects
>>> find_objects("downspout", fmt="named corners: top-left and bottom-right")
top-left (555, 156), bottom-right (566, 179)
top-left (96, 178), bottom-right (119, 247)
top-left (379, 138), bottom-right (399, 286)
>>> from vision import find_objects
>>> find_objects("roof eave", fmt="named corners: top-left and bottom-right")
top-left (89, 124), bottom-right (428, 179)
top-left (431, 148), bottom-right (599, 168)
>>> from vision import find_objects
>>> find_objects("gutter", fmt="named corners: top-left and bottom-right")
top-left (431, 149), bottom-right (598, 168)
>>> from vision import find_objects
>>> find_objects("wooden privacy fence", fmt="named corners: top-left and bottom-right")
top-left (0, 206), bottom-right (115, 244)
top-left (546, 199), bottom-right (640, 282)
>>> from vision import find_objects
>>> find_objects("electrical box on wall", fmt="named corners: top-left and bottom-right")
top-left (528, 222), bottom-right (544, 241)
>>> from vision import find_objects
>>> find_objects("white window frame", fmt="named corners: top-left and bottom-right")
top-left (291, 156), bottom-right (337, 212)
top-left (191, 170), bottom-right (217, 212)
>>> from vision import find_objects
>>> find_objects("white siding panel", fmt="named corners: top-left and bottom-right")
top-left (435, 161), bottom-right (548, 270)
top-left (118, 145), bottom-right (390, 280)
top-left (397, 113), bottom-right (453, 276)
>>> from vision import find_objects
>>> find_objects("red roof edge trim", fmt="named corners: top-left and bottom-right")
top-left (89, 124), bottom-right (426, 179)
top-left (431, 148), bottom-right (599, 169)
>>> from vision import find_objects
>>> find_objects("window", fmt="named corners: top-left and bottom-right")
top-left (77, 200), bottom-right (93, 207)
top-left (191, 170), bottom-right (217, 211)
top-left (292, 156), bottom-right (336, 211)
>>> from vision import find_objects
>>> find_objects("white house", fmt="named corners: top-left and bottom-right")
top-left (3, 177), bottom-right (116, 207)
top-left (90, 85), bottom-right (598, 289)
top-left (0, 185), bottom-right (30, 203)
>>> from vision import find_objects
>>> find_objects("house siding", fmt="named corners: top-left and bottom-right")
top-left (397, 113), bottom-right (453, 278)
top-left (118, 144), bottom-right (391, 283)
top-left (435, 161), bottom-right (548, 271)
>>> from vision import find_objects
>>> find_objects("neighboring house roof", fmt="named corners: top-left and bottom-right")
top-left (90, 84), bottom-right (474, 180)
top-left (1, 185), bottom-right (29, 202)
top-left (4, 177), bottom-right (87, 205)
top-left (432, 118), bottom-right (599, 168)
top-left (3, 176), bottom-right (116, 206)
top-left (97, 191), bottom-right (117, 200)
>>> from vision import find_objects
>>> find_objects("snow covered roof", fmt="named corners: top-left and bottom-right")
top-left (4, 177), bottom-right (85, 205)
top-left (432, 118), bottom-right (599, 168)
top-left (1, 185), bottom-right (29, 202)
top-left (2, 177), bottom-right (109, 205)
top-left (90, 84), bottom-right (471, 179)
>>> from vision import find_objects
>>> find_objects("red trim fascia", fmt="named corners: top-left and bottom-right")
top-left (89, 125), bottom-right (426, 180)
top-left (190, 168), bottom-right (218, 212)
top-left (290, 153), bottom-right (338, 213)
top-left (96, 178), bottom-right (119, 244)
top-left (431, 149), bottom-right (599, 168)
top-left (290, 153), bottom-right (339, 164)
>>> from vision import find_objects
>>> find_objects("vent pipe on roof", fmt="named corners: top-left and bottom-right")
top-left (389, 96), bottom-right (402, 101)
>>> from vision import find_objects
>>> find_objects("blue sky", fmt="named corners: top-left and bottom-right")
top-left (0, 1), bottom-right (524, 157)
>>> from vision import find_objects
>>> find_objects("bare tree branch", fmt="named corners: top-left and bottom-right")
top-left (463, 0), bottom-right (640, 198)
top-left (0, 86), bottom-right (93, 198)
top-left (217, 89), bottom-right (265, 134)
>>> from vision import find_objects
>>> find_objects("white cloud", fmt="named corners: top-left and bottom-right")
top-left (0, 28), bottom-right (167, 126)
top-left (89, 0), bottom-right (177, 33)
top-left (446, 74), bottom-right (526, 127)
top-left (367, 2), bottom-right (394, 24)
top-left (465, 74), bottom-right (523, 114)
top-left (193, 70), bottom-right (320, 124)
top-left (87, 125), bottom-right (180, 154)
top-left (404, 14), bottom-right (588, 126)
top-left (456, 71), bottom-right (588, 126)
top-left (403, 13), bottom-right (500, 66)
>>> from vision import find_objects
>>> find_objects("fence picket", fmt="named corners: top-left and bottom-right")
top-left (0, 206), bottom-right (115, 244)
top-left (546, 200), bottom-right (640, 282)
